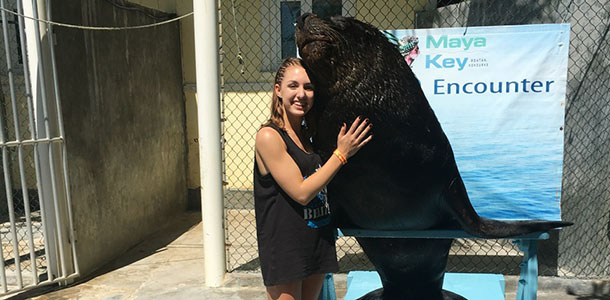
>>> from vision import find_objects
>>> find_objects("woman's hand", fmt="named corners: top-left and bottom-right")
top-left (336, 116), bottom-right (373, 159)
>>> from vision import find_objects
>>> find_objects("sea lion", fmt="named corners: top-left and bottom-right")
top-left (295, 13), bottom-right (572, 300)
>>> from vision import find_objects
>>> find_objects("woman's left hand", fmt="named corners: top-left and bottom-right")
top-left (336, 116), bottom-right (373, 159)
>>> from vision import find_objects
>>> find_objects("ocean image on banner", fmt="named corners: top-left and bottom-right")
top-left (388, 24), bottom-right (570, 221)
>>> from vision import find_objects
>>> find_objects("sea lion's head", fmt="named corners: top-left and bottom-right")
top-left (296, 13), bottom-right (403, 93)
top-left (296, 13), bottom-right (416, 143)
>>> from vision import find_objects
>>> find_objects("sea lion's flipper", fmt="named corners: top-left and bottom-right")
top-left (446, 176), bottom-right (573, 238)
top-left (442, 289), bottom-right (468, 300)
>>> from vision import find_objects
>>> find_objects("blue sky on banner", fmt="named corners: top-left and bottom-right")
top-left (388, 24), bottom-right (570, 220)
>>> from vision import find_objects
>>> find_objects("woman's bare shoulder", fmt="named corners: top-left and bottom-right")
top-left (256, 126), bottom-right (285, 150)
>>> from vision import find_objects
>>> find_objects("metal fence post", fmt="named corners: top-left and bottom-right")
top-left (193, 0), bottom-right (226, 287)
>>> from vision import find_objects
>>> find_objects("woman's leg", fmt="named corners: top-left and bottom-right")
top-left (267, 280), bottom-right (302, 300)
top-left (301, 274), bottom-right (326, 300)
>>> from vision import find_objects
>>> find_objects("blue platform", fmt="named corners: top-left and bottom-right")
top-left (318, 229), bottom-right (552, 300)
top-left (344, 271), bottom-right (505, 300)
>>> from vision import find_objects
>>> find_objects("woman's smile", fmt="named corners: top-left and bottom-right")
top-left (293, 100), bottom-right (308, 110)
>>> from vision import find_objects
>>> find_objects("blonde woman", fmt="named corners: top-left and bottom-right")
top-left (254, 57), bottom-right (372, 300)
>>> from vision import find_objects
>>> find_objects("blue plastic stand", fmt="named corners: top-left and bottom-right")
top-left (514, 239), bottom-right (541, 300)
top-left (318, 229), bottom-right (550, 300)
top-left (318, 273), bottom-right (336, 300)
top-left (343, 271), bottom-right (505, 300)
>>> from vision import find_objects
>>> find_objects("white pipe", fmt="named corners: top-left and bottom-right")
top-left (22, 0), bottom-right (60, 281)
top-left (193, 0), bottom-right (226, 287)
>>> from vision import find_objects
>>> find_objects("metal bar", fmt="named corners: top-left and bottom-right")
top-left (194, 0), bottom-right (226, 287)
top-left (0, 5), bottom-right (38, 281)
top-left (16, 0), bottom-right (36, 141)
top-left (0, 240), bottom-right (6, 293)
top-left (30, 0), bottom-right (68, 278)
top-left (46, 0), bottom-right (78, 276)
top-left (0, 0), bottom-right (23, 289)
top-left (1, 0), bottom-right (21, 143)
top-left (60, 142), bottom-right (78, 275)
top-left (0, 270), bottom-right (79, 297)
top-left (0, 108), bottom-right (8, 293)
top-left (1, 136), bottom-right (23, 289)
top-left (17, 145), bottom-right (38, 284)
top-left (46, 141), bottom-right (66, 274)
top-left (18, 0), bottom-right (53, 281)
top-left (45, 0), bottom-right (63, 138)
top-left (29, 0), bottom-right (50, 139)
top-left (0, 2), bottom-right (9, 290)
top-left (31, 145), bottom-right (49, 280)
top-left (0, 136), bottom-right (63, 147)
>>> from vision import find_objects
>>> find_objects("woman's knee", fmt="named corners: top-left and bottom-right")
top-left (301, 274), bottom-right (327, 300)
top-left (266, 280), bottom-right (302, 300)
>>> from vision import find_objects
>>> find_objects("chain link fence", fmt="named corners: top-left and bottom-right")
top-left (0, 0), bottom-right (47, 288)
top-left (220, 0), bottom-right (610, 279)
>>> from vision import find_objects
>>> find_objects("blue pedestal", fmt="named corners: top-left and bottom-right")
top-left (316, 229), bottom-right (550, 300)
top-left (344, 271), bottom-right (505, 300)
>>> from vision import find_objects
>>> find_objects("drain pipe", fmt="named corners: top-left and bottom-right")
top-left (193, 0), bottom-right (226, 287)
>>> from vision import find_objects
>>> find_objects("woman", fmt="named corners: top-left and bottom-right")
top-left (254, 57), bottom-right (372, 300)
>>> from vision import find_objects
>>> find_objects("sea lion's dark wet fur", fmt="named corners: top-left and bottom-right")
top-left (296, 14), bottom-right (572, 300)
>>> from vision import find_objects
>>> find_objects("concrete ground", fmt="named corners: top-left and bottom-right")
top-left (5, 211), bottom-right (606, 300)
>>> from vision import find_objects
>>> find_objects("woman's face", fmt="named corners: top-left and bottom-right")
top-left (275, 65), bottom-right (314, 118)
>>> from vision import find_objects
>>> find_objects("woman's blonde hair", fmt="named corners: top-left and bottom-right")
top-left (263, 57), bottom-right (305, 130)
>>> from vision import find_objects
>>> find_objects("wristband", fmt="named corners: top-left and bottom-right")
top-left (333, 149), bottom-right (347, 165)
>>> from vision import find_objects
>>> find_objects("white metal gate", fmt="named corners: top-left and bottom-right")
top-left (0, 0), bottom-right (78, 296)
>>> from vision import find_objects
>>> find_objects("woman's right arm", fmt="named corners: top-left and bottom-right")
top-left (255, 117), bottom-right (372, 206)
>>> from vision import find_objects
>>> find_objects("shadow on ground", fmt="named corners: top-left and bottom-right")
top-left (7, 211), bottom-right (202, 300)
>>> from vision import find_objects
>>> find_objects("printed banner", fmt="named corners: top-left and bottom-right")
top-left (387, 24), bottom-right (570, 220)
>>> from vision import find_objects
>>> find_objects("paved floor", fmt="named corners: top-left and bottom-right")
top-left (5, 211), bottom-right (605, 300)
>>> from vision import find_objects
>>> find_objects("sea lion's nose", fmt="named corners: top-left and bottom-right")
top-left (296, 13), bottom-right (311, 30)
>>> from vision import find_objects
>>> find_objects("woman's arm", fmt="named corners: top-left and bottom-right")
top-left (255, 117), bottom-right (372, 206)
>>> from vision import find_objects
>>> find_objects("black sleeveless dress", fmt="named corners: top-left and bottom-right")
top-left (254, 124), bottom-right (338, 286)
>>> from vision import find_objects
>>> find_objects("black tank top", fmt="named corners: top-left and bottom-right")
top-left (253, 123), bottom-right (337, 286)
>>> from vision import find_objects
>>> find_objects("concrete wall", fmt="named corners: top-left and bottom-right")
top-left (123, 0), bottom-right (200, 207)
top-left (51, 0), bottom-right (187, 275)
top-left (126, 0), bottom-right (175, 13)
top-left (175, 0), bottom-right (201, 207)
